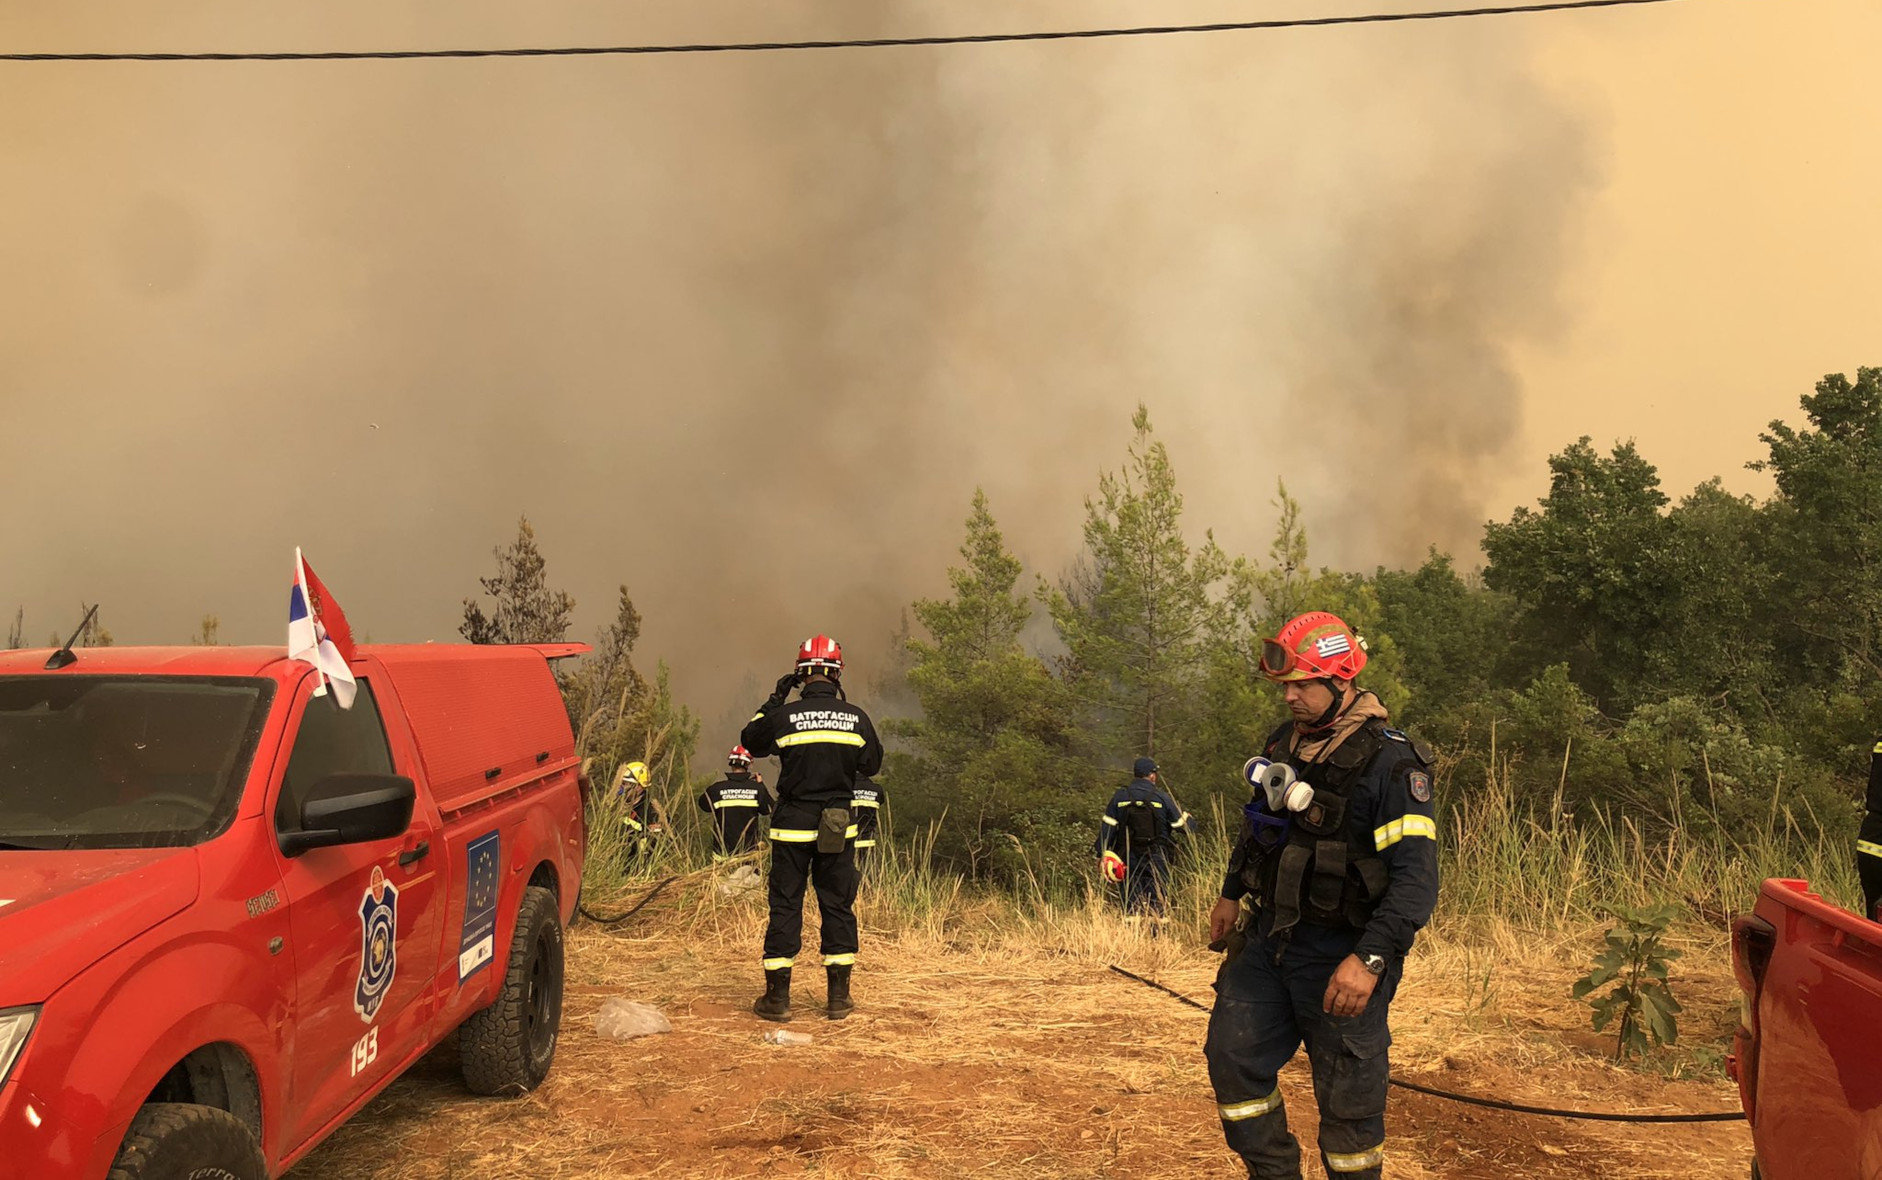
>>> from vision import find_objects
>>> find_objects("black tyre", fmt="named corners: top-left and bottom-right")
top-left (460, 884), bottom-right (564, 1096)
top-left (106, 1103), bottom-right (264, 1180)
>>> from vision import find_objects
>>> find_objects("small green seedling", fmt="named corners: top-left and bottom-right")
top-left (1572, 901), bottom-right (1684, 1061)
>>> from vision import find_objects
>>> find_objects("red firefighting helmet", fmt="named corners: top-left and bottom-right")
top-left (796, 634), bottom-right (843, 677)
top-left (728, 745), bottom-right (753, 769)
top-left (1258, 611), bottom-right (1367, 683)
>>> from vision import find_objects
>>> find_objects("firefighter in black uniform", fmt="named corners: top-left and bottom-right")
top-left (1095, 756), bottom-right (1190, 917)
top-left (1204, 611), bottom-right (1439, 1180)
top-left (698, 744), bottom-right (772, 857)
top-left (741, 635), bottom-right (883, 1022)
top-left (852, 775), bottom-right (884, 870)
top-left (1860, 740), bottom-right (1882, 921)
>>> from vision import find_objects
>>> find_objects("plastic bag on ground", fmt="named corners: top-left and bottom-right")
top-left (593, 998), bottom-right (672, 1040)
top-left (717, 863), bottom-right (763, 896)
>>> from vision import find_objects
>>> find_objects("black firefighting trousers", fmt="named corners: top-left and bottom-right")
top-left (1203, 924), bottom-right (1399, 1179)
top-left (761, 804), bottom-right (860, 970)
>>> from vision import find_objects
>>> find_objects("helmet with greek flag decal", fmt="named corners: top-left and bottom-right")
top-left (795, 634), bottom-right (843, 678)
top-left (1258, 611), bottom-right (1367, 682)
top-left (728, 744), bottom-right (753, 769)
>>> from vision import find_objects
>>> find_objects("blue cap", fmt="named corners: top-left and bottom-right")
top-left (1132, 756), bottom-right (1158, 778)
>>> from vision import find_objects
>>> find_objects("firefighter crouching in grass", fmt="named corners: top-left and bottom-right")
top-left (741, 635), bottom-right (883, 1022)
top-left (699, 744), bottom-right (772, 857)
top-left (1204, 611), bottom-right (1438, 1180)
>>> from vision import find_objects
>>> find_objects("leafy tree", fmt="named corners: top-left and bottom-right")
top-left (1482, 438), bottom-right (1673, 710)
top-left (890, 491), bottom-right (1082, 881)
top-left (1043, 405), bottom-right (1230, 767)
top-left (1753, 367), bottom-right (1882, 750)
top-left (460, 516), bottom-right (575, 645)
top-left (1647, 481), bottom-right (1779, 719)
top-left (1374, 549), bottom-right (1514, 723)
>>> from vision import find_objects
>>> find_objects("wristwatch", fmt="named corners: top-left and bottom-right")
top-left (1359, 953), bottom-right (1388, 976)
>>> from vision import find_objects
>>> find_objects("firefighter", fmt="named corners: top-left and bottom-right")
top-left (852, 775), bottom-right (885, 871)
top-left (1203, 611), bottom-right (1438, 1180)
top-left (1095, 756), bottom-right (1190, 918)
top-left (698, 745), bottom-right (772, 857)
top-left (741, 635), bottom-right (883, 1022)
top-left (614, 761), bottom-right (653, 864)
top-left (1861, 740), bottom-right (1882, 921)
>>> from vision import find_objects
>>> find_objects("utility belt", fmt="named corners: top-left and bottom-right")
top-left (1229, 722), bottom-right (1390, 936)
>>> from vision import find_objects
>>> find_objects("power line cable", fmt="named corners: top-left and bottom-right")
top-left (1, 0), bottom-right (1687, 63)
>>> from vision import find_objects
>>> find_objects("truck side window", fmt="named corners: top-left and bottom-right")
top-left (275, 681), bottom-right (395, 832)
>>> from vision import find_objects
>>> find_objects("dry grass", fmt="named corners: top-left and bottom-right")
top-left (295, 870), bottom-right (1753, 1180)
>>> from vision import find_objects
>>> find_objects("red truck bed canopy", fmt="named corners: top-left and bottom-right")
top-left (364, 644), bottom-right (587, 813)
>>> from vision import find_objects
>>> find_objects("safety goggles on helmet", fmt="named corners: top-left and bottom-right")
top-left (1258, 639), bottom-right (1298, 679)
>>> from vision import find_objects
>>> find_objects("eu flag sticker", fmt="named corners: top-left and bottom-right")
top-left (459, 830), bottom-right (501, 984)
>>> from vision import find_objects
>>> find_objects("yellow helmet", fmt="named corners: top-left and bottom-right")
top-left (619, 761), bottom-right (651, 791)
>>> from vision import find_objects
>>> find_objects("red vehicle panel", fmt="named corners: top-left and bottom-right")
top-left (1729, 878), bottom-right (1882, 1179)
top-left (0, 642), bottom-right (587, 1180)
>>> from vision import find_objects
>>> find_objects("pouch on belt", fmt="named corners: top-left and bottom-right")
top-left (818, 807), bottom-right (852, 853)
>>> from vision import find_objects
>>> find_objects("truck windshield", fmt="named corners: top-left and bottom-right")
top-left (0, 676), bottom-right (273, 850)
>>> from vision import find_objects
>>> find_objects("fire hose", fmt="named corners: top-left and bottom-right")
top-left (1107, 965), bottom-right (1745, 1123)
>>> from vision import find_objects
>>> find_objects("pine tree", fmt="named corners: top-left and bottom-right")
top-left (460, 516), bottom-right (576, 645)
top-left (890, 491), bottom-right (1082, 881)
top-left (1042, 405), bottom-right (1229, 766)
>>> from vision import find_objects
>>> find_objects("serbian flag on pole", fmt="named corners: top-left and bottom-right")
top-left (288, 548), bottom-right (358, 709)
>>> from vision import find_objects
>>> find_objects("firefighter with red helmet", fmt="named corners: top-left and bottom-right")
top-left (698, 745), bottom-right (773, 857)
top-left (1203, 611), bottom-right (1438, 1180)
top-left (740, 635), bottom-right (883, 1022)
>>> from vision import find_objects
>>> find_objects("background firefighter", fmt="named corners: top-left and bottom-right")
top-left (698, 744), bottom-right (773, 857)
top-left (852, 775), bottom-right (885, 871)
top-left (1094, 756), bottom-right (1190, 918)
top-left (613, 760), bottom-right (654, 866)
top-left (1861, 740), bottom-right (1882, 921)
top-left (1203, 611), bottom-right (1439, 1180)
top-left (740, 635), bottom-right (883, 1023)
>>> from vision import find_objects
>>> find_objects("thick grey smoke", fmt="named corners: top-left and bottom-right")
top-left (0, 2), bottom-right (1596, 729)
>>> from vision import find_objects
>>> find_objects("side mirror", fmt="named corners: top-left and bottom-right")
top-left (279, 774), bottom-right (415, 857)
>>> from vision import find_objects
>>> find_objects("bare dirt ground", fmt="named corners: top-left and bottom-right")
top-left (296, 884), bottom-right (1753, 1179)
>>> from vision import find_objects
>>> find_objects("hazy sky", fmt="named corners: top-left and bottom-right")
top-left (2, 0), bottom-right (1876, 729)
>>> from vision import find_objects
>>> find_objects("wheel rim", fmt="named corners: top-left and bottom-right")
top-left (523, 925), bottom-right (562, 1066)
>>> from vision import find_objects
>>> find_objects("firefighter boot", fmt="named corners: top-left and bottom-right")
top-left (753, 968), bottom-right (792, 1022)
top-left (825, 965), bottom-right (854, 1020)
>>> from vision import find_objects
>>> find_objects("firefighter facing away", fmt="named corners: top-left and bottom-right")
top-left (852, 775), bottom-right (885, 870)
top-left (1204, 611), bottom-right (1439, 1180)
top-left (1095, 756), bottom-right (1190, 916)
top-left (741, 635), bottom-right (883, 1022)
top-left (1860, 739), bottom-right (1882, 921)
top-left (698, 744), bottom-right (773, 856)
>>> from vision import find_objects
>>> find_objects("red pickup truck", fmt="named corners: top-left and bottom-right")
top-left (0, 642), bottom-right (588, 1179)
top-left (1729, 878), bottom-right (1882, 1180)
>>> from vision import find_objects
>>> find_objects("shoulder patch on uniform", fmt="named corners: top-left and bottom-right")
top-left (1408, 770), bottom-right (1433, 804)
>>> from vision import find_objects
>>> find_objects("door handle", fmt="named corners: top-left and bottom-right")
top-left (398, 841), bottom-right (430, 867)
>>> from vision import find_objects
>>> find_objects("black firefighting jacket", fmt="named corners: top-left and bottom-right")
top-left (740, 680), bottom-right (883, 817)
top-left (1223, 718), bottom-right (1439, 963)
top-left (1860, 740), bottom-right (1882, 920)
top-left (698, 771), bottom-right (773, 851)
top-left (853, 777), bottom-right (884, 848)
top-left (1094, 778), bottom-right (1190, 865)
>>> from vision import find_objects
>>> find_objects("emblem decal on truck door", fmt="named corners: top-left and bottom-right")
top-left (355, 865), bottom-right (399, 1023)
top-left (458, 830), bottom-right (501, 983)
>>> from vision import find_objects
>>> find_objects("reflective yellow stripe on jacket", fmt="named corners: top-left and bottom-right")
top-left (1374, 814), bottom-right (1436, 850)
top-left (1859, 839), bottom-right (1882, 860)
top-left (775, 730), bottom-right (867, 748)
top-left (713, 799), bottom-right (762, 809)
